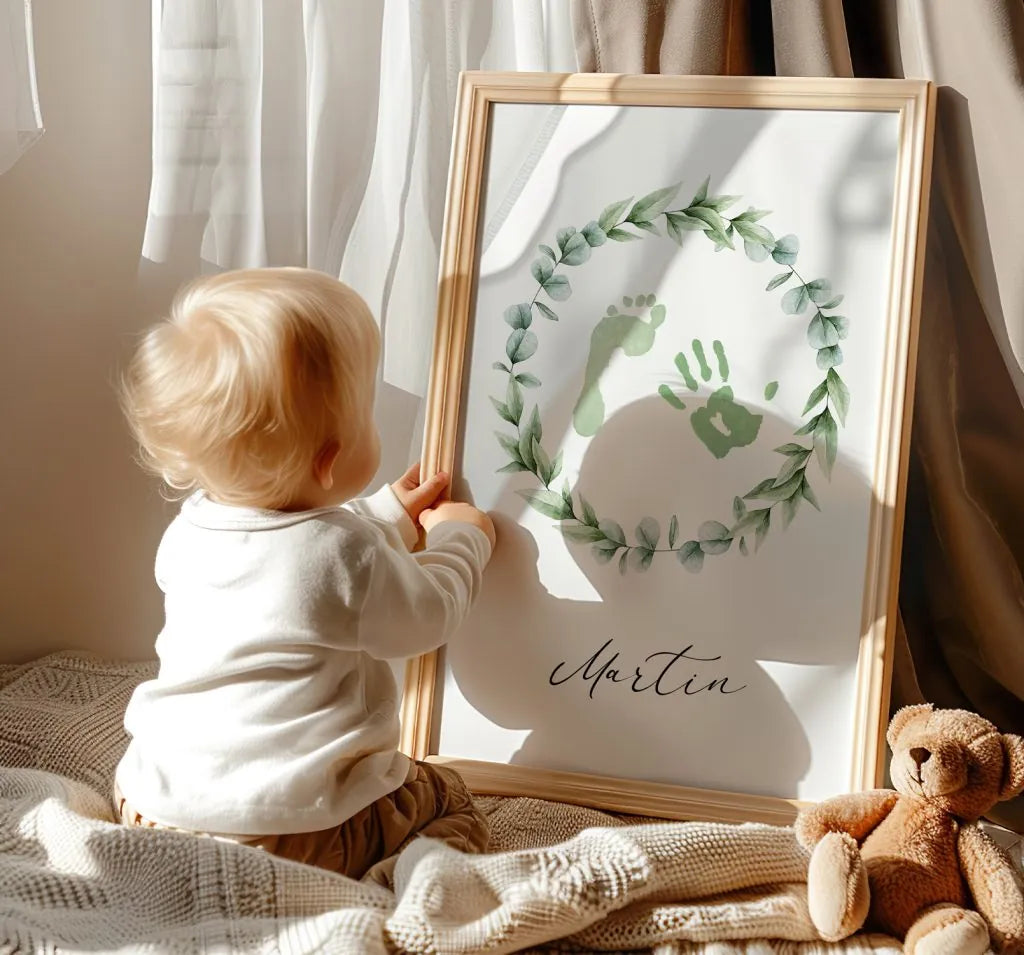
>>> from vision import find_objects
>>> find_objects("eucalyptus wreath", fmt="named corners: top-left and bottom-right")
top-left (490, 178), bottom-right (851, 574)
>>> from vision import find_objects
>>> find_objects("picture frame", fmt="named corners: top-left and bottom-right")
top-left (401, 72), bottom-right (935, 824)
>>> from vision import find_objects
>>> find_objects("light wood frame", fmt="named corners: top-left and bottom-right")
top-left (401, 72), bottom-right (936, 825)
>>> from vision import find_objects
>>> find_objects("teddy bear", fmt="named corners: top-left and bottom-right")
top-left (795, 704), bottom-right (1024, 954)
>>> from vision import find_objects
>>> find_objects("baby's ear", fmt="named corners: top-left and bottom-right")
top-left (886, 703), bottom-right (933, 750)
top-left (999, 734), bottom-right (1024, 800)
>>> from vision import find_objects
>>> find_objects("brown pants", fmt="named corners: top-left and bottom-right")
top-left (116, 761), bottom-right (489, 884)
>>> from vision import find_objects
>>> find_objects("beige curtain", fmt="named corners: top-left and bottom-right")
top-left (570, 0), bottom-right (1024, 830)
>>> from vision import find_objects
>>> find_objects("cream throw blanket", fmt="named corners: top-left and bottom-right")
top-left (0, 653), bottom-right (901, 953)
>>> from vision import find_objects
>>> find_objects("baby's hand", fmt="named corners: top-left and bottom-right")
top-left (391, 462), bottom-right (450, 523)
top-left (420, 502), bottom-right (496, 550)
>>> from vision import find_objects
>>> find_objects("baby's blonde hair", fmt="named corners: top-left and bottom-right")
top-left (121, 268), bottom-right (380, 509)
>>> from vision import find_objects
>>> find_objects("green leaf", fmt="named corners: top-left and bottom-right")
top-left (665, 211), bottom-right (707, 244)
top-left (618, 550), bottom-right (629, 575)
top-left (703, 194), bottom-right (740, 212)
top-left (506, 377), bottom-right (524, 423)
top-left (517, 488), bottom-right (572, 521)
top-left (826, 368), bottom-right (851, 426)
top-left (533, 437), bottom-right (552, 485)
top-left (744, 477), bottom-right (778, 500)
top-left (497, 460), bottom-right (530, 473)
top-left (748, 473), bottom-right (803, 502)
top-left (807, 313), bottom-right (844, 348)
top-left (802, 380), bottom-right (828, 415)
top-left (801, 476), bottom-right (821, 511)
top-left (506, 328), bottom-right (538, 364)
top-left (555, 226), bottom-right (577, 251)
top-left (743, 239), bottom-right (769, 262)
top-left (781, 491), bottom-right (801, 529)
top-left (581, 220), bottom-right (607, 247)
top-left (732, 207), bottom-right (771, 222)
top-left (599, 520), bottom-right (626, 546)
top-left (606, 227), bottom-right (642, 242)
top-left (492, 361), bottom-right (510, 372)
top-left (539, 244), bottom-right (557, 261)
top-left (628, 183), bottom-right (680, 223)
top-left (772, 234), bottom-right (799, 266)
top-left (633, 220), bottom-right (660, 235)
top-left (817, 345), bottom-right (843, 369)
top-left (690, 177), bottom-right (710, 206)
top-left (489, 396), bottom-right (516, 425)
top-left (668, 514), bottom-right (679, 549)
top-left (773, 450), bottom-right (811, 488)
top-left (515, 372), bottom-right (541, 388)
top-left (764, 381), bottom-right (779, 400)
top-left (818, 295), bottom-right (844, 310)
top-left (684, 205), bottom-right (731, 246)
top-left (580, 495), bottom-right (598, 527)
top-left (677, 540), bottom-right (705, 573)
top-left (732, 496), bottom-right (746, 521)
top-left (775, 443), bottom-right (810, 456)
top-left (698, 520), bottom-right (732, 543)
top-left (561, 523), bottom-right (605, 543)
top-left (598, 197), bottom-right (632, 232)
top-left (630, 548), bottom-right (654, 572)
top-left (518, 405), bottom-right (542, 470)
top-left (561, 231), bottom-right (591, 266)
top-left (732, 219), bottom-right (774, 246)
top-left (700, 537), bottom-right (731, 556)
top-left (543, 275), bottom-right (572, 301)
top-left (561, 479), bottom-right (573, 510)
top-left (592, 539), bottom-right (620, 564)
top-left (805, 279), bottom-right (833, 304)
top-left (782, 285), bottom-right (811, 315)
top-left (814, 408), bottom-right (838, 477)
top-left (794, 412), bottom-right (823, 437)
top-left (636, 517), bottom-right (660, 551)
top-left (535, 301), bottom-right (559, 322)
top-left (530, 258), bottom-right (554, 285)
top-left (494, 431), bottom-right (522, 461)
top-left (828, 314), bottom-right (849, 338)
top-left (754, 513), bottom-right (771, 551)
top-left (766, 271), bottom-right (792, 292)
top-left (550, 450), bottom-right (563, 482)
top-left (739, 537), bottom-right (749, 556)
top-left (504, 303), bottom-right (533, 329)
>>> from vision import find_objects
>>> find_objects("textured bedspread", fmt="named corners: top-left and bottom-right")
top-left (0, 653), bottom-right (902, 953)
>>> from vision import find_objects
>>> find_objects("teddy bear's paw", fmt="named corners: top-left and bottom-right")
top-left (908, 907), bottom-right (989, 955)
top-left (807, 831), bottom-right (869, 942)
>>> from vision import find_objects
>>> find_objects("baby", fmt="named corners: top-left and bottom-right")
top-left (114, 267), bottom-right (495, 883)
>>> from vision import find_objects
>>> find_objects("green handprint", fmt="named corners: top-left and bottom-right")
top-left (573, 294), bottom-right (666, 437)
top-left (659, 340), bottom-right (769, 459)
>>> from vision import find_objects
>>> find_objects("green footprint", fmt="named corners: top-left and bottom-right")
top-left (573, 294), bottom-right (666, 437)
top-left (659, 341), bottom-right (768, 459)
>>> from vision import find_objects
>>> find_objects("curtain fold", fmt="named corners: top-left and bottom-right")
top-left (0, 0), bottom-right (44, 176)
top-left (142, 0), bottom-right (576, 398)
top-left (571, 0), bottom-right (1024, 829)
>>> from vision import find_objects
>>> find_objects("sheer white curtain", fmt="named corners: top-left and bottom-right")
top-left (0, 0), bottom-right (43, 176)
top-left (142, 0), bottom-right (577, 401)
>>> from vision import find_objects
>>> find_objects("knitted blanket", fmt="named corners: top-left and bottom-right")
top-left (0, 653), bottom-right (902, 953)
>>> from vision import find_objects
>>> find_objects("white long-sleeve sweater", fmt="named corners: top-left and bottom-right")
top-left (114, 486), bottom-right (491, 835)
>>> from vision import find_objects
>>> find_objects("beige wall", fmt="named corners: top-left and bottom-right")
top-left (0, 1), bottom-right (169, 662)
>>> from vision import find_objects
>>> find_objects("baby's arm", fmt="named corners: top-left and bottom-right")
top-left (344, 464), bottom-right (452, 552)
top-left (348, 516), bottom-right (493, 660)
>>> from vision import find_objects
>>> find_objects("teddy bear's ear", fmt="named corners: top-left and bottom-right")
top-left (886, 703), bottom-right (933, 750)
top-left (999, 734), bottom-right (1024, 800)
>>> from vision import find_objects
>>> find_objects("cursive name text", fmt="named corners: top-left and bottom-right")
top-left (549, 637), bottom-right (747, 700)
